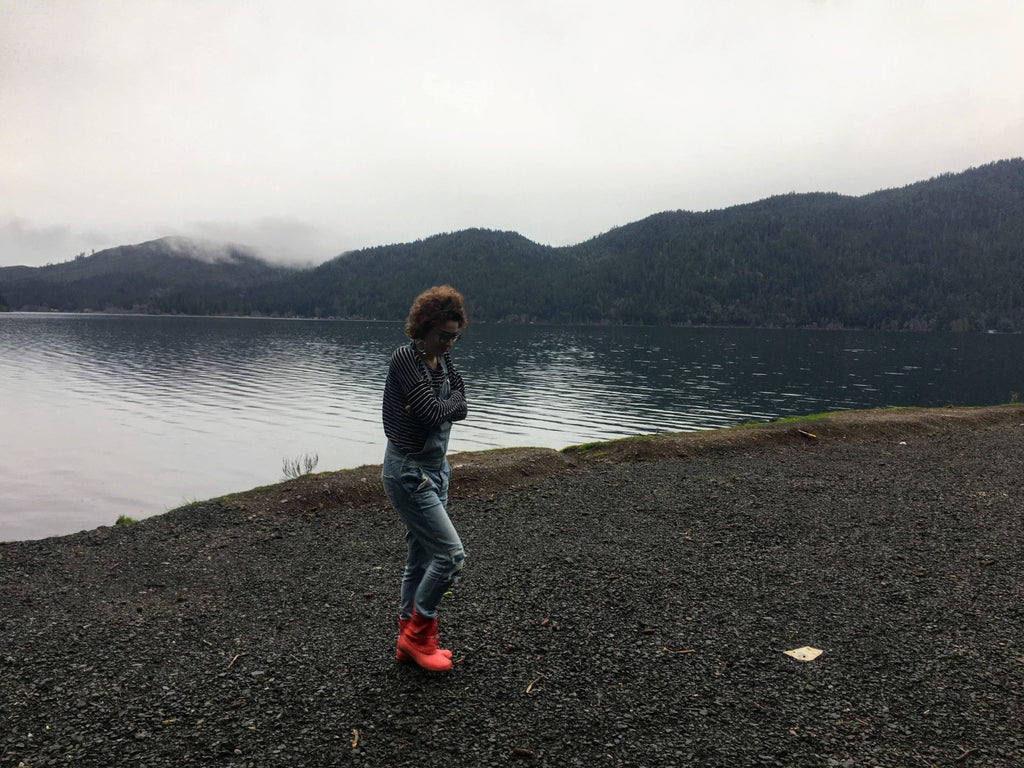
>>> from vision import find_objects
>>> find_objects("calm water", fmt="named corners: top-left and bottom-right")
top-left (2, 313), bottom-right (1021, 541)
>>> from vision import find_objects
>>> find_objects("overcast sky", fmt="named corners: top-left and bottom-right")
top-left (2, 1), bottom-right (1022, 267)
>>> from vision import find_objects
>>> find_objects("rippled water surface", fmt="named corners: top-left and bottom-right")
top-left (2, 313), bottom-right (1021, 540)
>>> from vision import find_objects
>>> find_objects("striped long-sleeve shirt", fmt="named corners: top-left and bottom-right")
top-left (382, 342), bottom-right (467, 454)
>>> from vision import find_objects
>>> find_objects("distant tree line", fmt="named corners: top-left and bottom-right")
top-left (2, 159), bottom-right (1022, 331)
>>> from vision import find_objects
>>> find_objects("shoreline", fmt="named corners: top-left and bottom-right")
top-left (6, 404), bottom-right (1021, 546)
top-left (6, 310), bottom-right (1023, 334)
top-left (2, 404), bottom-right (1022, 766)
top-left (218, 404), bottom-right (1024, 523)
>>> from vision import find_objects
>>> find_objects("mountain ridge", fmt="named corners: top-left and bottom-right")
top-left (2, 159), bottom-right (1022, 330)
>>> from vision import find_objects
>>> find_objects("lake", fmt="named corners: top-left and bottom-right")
top-left (2, 313), bottom-right (1021, 541)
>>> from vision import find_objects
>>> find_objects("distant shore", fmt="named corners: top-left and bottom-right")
top-left (2, 404), bottom-right (1022, 766)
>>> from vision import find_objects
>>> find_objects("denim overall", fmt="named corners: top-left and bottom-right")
top-left (381, 355), bottom-right (466, 620)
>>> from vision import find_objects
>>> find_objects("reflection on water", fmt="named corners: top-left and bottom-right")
top-left (2, 313), bottom-right (1021, 540)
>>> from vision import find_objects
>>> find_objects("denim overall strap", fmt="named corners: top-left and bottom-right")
top-left (408, 355), bottom-right (451, 471)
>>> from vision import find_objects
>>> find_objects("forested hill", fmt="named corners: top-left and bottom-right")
top-left (0, 237), bottom-right (298, 315)
top-left (2, 159), bottom-right (1023, 331)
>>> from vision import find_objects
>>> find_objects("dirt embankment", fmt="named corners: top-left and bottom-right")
top-left (226, 405), bottom-right (1024, 518)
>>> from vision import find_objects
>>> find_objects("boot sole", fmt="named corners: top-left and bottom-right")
top-left (395, 643), bottom-right (453, 672)
top-left (396, 648), bottom-right (451, 663)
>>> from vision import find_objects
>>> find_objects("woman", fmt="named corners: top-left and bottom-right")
top-left (381, 285), bottom-right (469, 672)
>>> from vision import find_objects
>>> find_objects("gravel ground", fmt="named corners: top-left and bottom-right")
top-left (1, 408), bottom-right (1022, 767)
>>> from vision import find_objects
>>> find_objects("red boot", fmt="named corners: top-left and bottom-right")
top-left (396, 616), bottom-right (451, 663)
top-left (396, 610), bottom-right (453, 672)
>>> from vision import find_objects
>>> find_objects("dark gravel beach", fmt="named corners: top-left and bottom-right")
top-left (2, 406), bottom-right (1022, 767)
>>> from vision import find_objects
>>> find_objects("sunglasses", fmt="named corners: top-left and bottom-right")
top-left (437, 330), bottom-right (462, 344)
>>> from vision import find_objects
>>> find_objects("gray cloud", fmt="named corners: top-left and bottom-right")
top-left (0, 218), bottom-right (112, 267)
top-left (2, 1), bottom-right (1023, 267)
top-left (179, 218), bottom-right (339, 266)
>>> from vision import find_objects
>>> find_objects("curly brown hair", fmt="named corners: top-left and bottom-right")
top-left (404, 285), bottom-right (468, 340)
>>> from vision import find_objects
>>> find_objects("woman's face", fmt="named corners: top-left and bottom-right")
top-left (421, 320), bottom-right (461, 358)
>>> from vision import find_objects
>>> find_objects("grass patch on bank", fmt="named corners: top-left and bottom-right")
top-left (562, 430), bottom-right (681, 457)
top-left (562, 410), bottom-right (845, 456)
top-left (739, 411), bottom-right (838, 427)
top-left (562, 404), bottom-right (1024, 459)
